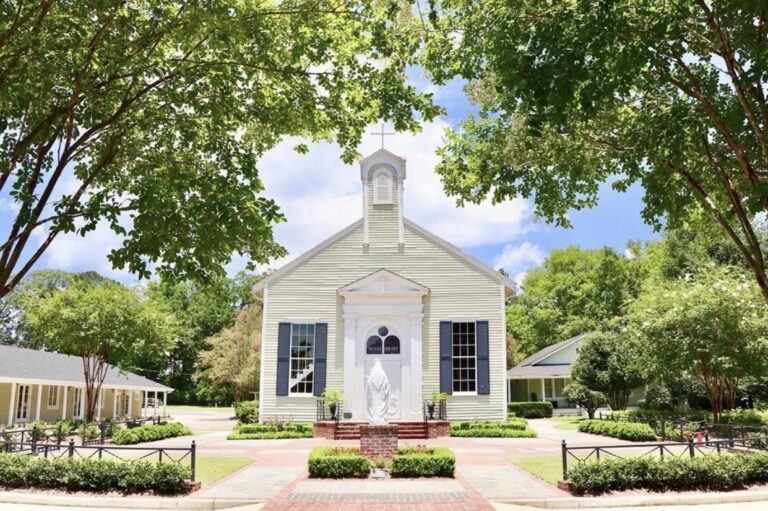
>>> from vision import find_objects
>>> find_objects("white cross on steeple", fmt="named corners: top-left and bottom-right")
top-left (370, 122), bottom-right (395, 149)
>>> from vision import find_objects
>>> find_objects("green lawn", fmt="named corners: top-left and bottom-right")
top-left (550, 416), bottom-right (587, 430)
top-left (181, 456), bottom-right (253, 486)
top-left (509, 455), bottom-right (563, 486)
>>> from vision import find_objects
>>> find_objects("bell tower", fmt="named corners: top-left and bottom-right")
top-left (359, 148), bottom-right (406, 247)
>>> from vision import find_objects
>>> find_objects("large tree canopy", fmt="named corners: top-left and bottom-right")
top-left (0, 0), bottom-right (440, 298)
top-left (424, 0), bottom-right (768, 301)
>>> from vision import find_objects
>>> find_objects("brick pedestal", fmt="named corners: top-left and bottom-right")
top-left (360, 424), bottom-right (399, 459)
top-left (426, 420), bottom-right (451, 438)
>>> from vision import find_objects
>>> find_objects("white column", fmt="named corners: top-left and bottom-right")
top-left (342, 313), bottom-right (358, 419)
top-left (61, 386), bottom-right (68, 420)
top-left (409, 313), bottom-right (424, 420)
top-left (112, 389), bottom-right (118, 419)
top-left (163, 391), bottom-right (167, 417)
top-left (153, 391), bottom-right (158, 417)
top-left (96, 389), bottom-right (102, 420)
top-left (540, 378), bottom-right (546, 402)
top-left (79, 387), bottom-right (85, 419)
top-left (35, 384), bottom-right (43, 421)
top-left (7, 382), bottom-right (16, 426)
top-left (127, 391), bottom-right (133, 417)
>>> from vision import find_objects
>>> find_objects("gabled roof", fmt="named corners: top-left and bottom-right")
top-left (0, 345), bottom-right (172, 391)
top-left (506, 334), bottom-right (586, 379)
top-left (359, 148), bottom-right (406, 180)
top-left (252, 217), bottom-right (517, 296)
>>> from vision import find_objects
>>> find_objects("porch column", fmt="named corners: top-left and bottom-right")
top-left (35, 384), bottom-right (43, 421)
top-left (112, 389), bottom-right (118, 418)
top-left (79, 387), bottom-right (85, 419)
top-left (96, 389), bottom-right (102, 421)
top-left (153, 391), bottom-right (158, 417)
top-left (163, 391), bottom-right (167, 417)
top-left (127, 391), bottom-right (133, 417)
top-left (342, 313), bottom-right (357, 419)
top-left (7, 382), bottom-right (16, 426)
top-left (61, 386), bottom-right (68, 420)
top-left (409, 313), bottom-right (424, 420)
top-left (540, 378), bottom-right (546, 402)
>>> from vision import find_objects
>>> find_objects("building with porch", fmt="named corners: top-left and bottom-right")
top-left (506, 334), bottom-right (644, 413)
top-left (0, 345), bottom-right (172, 425)
top-left (255, 148), bottom-right (515, 426)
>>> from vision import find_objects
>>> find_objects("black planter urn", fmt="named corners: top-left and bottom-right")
top-left (328, 402), bottom-right (338, 420)
top-left (427, 403), bottom-right (436, 420)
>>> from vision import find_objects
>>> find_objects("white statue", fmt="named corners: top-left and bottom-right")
top-left (366, 359), bottom-right (390, 424)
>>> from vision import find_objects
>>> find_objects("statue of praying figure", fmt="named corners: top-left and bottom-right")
top-left (366, 359), bottom-right (390, 424)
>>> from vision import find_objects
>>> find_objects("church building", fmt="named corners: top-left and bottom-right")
top-left (254, 148), bottom-right (515, 423)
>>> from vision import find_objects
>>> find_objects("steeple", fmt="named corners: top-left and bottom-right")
top-left (359, 148), bottom-right (406, 247)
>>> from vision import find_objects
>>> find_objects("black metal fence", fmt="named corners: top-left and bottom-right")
top-left (561, 435), bottom-right (768, 481)
top-left (597, 412), bottom-right (768, 442)
top-left (5, 439), bottom-right (197, 481)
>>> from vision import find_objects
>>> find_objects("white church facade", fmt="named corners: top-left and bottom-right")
top-left (254, 149), bottom-right (515, 422)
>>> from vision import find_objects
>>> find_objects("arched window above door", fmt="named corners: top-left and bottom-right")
top-left (366, 327), bottom-right (400, 355)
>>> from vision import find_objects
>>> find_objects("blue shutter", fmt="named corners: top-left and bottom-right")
top-left (439, 321), bottom-right (453, 394)
top-left (476, 320), bottom-right (490, 395)
top-left (276, 322), bottom-right (291, 396)
top-left (313, 323), bottom-right (328, 397)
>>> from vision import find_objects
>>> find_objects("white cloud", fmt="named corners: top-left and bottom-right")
top-left (493, 241), bottom-right (545, 285)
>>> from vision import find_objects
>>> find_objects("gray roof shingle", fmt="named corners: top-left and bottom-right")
top-left (0, 345), bottom-right (172, 391)
top-left (506, 334), bottom-right (586, 379)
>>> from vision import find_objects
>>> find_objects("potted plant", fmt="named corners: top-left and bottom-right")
top-left (425, 391), bottom-right (448, 420)
top-left (321, 389), bottom-right (343, 420)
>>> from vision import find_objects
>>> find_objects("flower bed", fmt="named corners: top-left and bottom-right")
top-left (450, 420), bottom-right (537, 438)
top-left (227, 423), bottom-right (313, 440)
top-left (568, 453), bottom-right (768, 495)
top-left (508, 402), bottom-right (553, 418)
top-left (308, 447), bottom-right (371, 478)
top-left (112, 422), bottom-right (191, 445)
top-left (578, 420), bottom-right (656, 441)
top-left (390, 446), bottom-right (455, 477)
top-left (0, 453), bottom-right (189, 494)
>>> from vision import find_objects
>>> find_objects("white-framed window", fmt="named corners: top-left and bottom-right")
top-left (47, 386), bottom-right (59, 409)
top-left (373, 169), bottom-right (393, 204)
top-left (121, 392), bottom-right (130, 416)
top-left (72, 388), bottom-right (83, 418)
top-left (15, 385), bottom-right (31, 421)
top-left (366, 326), bottom-right (400, 355)
top-left (289, 323), bottom-right (315, 395)
top-left (452, 322), bottom-right (477, 393)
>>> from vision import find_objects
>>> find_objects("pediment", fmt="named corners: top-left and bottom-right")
top-left (339, 269), bottom-right (428, 297)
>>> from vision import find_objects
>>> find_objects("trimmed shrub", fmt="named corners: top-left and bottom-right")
top-left (390, 446), bottom-right (455, 478)
top-left (578, 420), bottom-right (656, 441)
top-left (568, 453), bottom-right (768, 495)
top-left (308, 447), bottom-right (371, 478)
top-left (112, 422), bottom-right (191, 445)
top-left (450, 421), bottom-right (537, 438)
top-left (234, 400), bottom-right (259, 424)
top-left (507, 402), bottom-right (553, 419)
top-left (0, 453), bottom-right (188, 494)
top-left (227, 422), bottom-right (313, 440)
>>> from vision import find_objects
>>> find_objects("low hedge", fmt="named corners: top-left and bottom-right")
top-left (0, 453), bottom-right (189, 494)
top-left (112, 422), bottom-right (191, 445)
top-left (578, 420), bottom-right (656, 441)
top-left (308, 447), bottom-right (371, 478)
top-left (568, 453), bottom-right (768, 495)
top-left (390, 446), bottom-right (455, 478)
top-left (227, 422), bottom-right (313, 440)
top-left (452, 419), bottom-right (529, 431)
top-left (508, 402), bottom-right (553, 419)
top-left (450, 421), bottom-right (537, 438)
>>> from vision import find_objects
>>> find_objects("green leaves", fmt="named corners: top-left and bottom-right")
top-left (0, 0), bottom-right (440, 297)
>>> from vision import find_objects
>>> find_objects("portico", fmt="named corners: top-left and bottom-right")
top-left (339, 269), bottom-right (428, 421)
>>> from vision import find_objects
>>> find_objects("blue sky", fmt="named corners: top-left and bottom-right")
top-left (0, 76), bottom-right (660, 287)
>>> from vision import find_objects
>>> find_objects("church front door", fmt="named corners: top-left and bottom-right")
top-left (363, 326), bottom-right (401, 421)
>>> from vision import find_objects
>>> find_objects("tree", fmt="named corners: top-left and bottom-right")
top-left (196, 301), bottom-right (262, 403)
top-left (571, 329), bottom-right (646, 411)
top-left (507, 246), bottom-right (639, 357)
top-left (562, 383), bottom-right (605, 420)
top-left (630, 268), bottom-right (768, 421)
top-left (424, 0), bottom-right (768, 302)
top-left (0, 0), bottom-right (440, 299)
top-left (24, 280), bottom-right (174, 421)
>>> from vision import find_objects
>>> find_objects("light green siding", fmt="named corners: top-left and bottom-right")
top-left (260, 213), bottom-right (507, 422)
